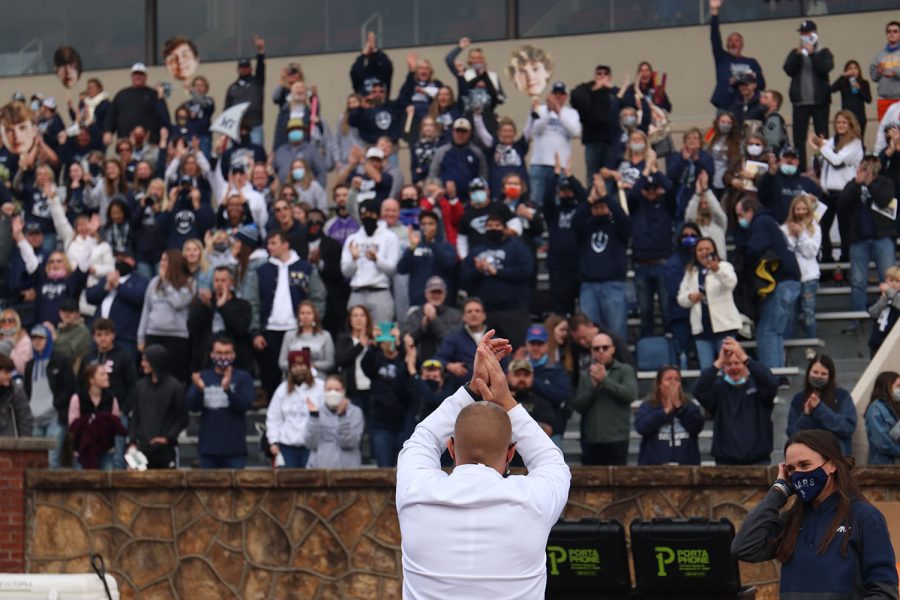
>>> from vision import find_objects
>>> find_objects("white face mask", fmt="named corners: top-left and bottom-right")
top-left (324, 390), bottom-right (343, 410)
top-left (801, 32), bottom-right (818, 46)
top-left (747, 144), bottom-right (764, 157)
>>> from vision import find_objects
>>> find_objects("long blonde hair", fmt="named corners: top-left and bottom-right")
top-left (786, 194), bottom-right (817, 235)
top-left (182, 238), bottom-right (209, 274)
top-left (833, 110), bottom-right (862, 151)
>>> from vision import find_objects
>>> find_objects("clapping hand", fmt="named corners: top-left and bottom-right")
top-left (470, 331), bottom-right (515, 411)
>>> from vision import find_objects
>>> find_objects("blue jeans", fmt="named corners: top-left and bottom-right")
top-left (528, 164), bottom-right (556, 209)
top-left (279, 444), bottom-right (309, 468)
top-left (200, 455), bottom-right (247, 469)
top-left (785, 280), bottom-right (819, 339)
top-left (114, 414), bottom-right (129, 469)
top-left (850, 238), bottom-right (895, 311)
top-left (249, 125), bottom-right (264, 148)
top-left (695, 332), bottom-right (734, 370)
top-left (584, 143), bottom-right (610, 181)
top-left (370, 428), bottom-right (408, 468)
top-left (579, 280), bottom-right (628, 341)
top-left (33, 420), bottom-right (64, 468)
top-left (756, 280), bottom-right (801, 369)
top-left (633, 262), bottom-right (669, 338)
top-left (136, 261), bottom-right (158, 280)
top-left (41, 233), bottom-right (58, 255)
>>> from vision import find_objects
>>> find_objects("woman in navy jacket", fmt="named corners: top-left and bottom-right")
top-left (635, 366), bottom-right (704, 465)
top-left (733, 429), bottom-right (898, 600)
top-left (786, 354), bottom-right (857, 455)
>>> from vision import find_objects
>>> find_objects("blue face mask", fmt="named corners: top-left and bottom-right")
top-left (529, 354), bottom-right (548, 369)
top-left (790, 465), bottom-right (829, 502)
top-left (291, 167), bottom-right (305, 180)
top-left (470, 190), bottom-right (487, 205)
top-left (780, 163), bottom-right (798, 176)
top-left (288, 129), bottom-right (304, 144)
top-left (723, 373), bottom-right (746, 386)
top-left (681, 235), bottom-right (698, 248)
top-left (737, 217), bottom-right (751, 229)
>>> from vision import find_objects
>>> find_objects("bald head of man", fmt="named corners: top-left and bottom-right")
top-left (448, 401), bottom-right (516, 475)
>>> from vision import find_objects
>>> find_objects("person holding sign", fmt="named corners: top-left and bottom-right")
top-left (397, 331), bottom-right (570, 599)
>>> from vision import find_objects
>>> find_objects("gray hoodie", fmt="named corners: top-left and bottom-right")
top-left (137, 276), bottom-right (196, 343)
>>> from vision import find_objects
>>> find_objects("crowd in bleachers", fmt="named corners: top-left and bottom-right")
top-left (2, 4), bottom-right (900, 470)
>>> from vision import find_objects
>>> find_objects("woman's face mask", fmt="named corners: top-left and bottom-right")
top-left (780, 163), bottom-right (798, 176)
top-left (790, 464), bottom-right (829, 503)
top-left (718, 121), bottom-right (732, 134)
top-left (288, 129), bottom-right (304, 144)
top-left (747, 144), bottom-right (763, 157)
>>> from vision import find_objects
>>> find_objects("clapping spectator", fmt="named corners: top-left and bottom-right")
top-left (224, 37), bottom-right (267, 146)
top-left (757, 145), bottom-right (821, 223)
top-left (427, 119), bottom-right (488, 202)
top-left (362, 324), bottom-right (410, 467)
top-left (84, 254), bottom-right (149, 360)
top-left (864, 371), bottom-right (900, 464)
top-left (268, 348), bottom-right (323, 467)
top-left (278, 300), bottom-right (335, 376)
top-left (305, 375), bottom-right (365, 469)
top-left (868, 267), bottom-right (900, 357)
top-left (635, 367), bottom-right (704, 465)
top-left (707, 0), bottom-right (766, 112)
top-left (403, 276), bottom-right (462, 366)
top-left (832, 60), bottom-right (873, 137)
top-left (781, 195), bottom-right (821, 339)
top-left (340, 201), bottom-right (400, 323)
top-left (528, 83), bottom-right (582, 208)
top-left (685, 172), bottom-right (728, 258)
top-left (396, 212), bottom-right (457, 308)
top-left (787, 354), bottom-right (857, 454)
top-left (0, 308), bottom-right (32, 374)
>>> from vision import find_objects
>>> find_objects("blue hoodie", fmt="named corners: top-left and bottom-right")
top-left (634, 400), bottom-right (705, 465)
top-left (572, 198), bottom-right (631, 283)
top-left (757, 171), bottom-right (821, 223)
top-left (185, 367), bottom-right (255, 457)
top-left (460, 235), bottom-right (534, 311)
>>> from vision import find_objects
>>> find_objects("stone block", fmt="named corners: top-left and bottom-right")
top-left (176, 514), bottom-right (219, 557)
top-left (119, 541), bottom-right (176, 588)
top-left (290, 522), bottom-right (348, 577)
top-left (272, 571), bottom-right (320, 600)
top-left (695, 466), bottom-right (770, 487)
top-left (132, 507), bottom-right (173, 540)
top-left (245, 511), bottom-right (290, 567)
top-left (236, 469), bottom-right (275, 488)
top-left (370, 505), bottom-right (401, 547)
top-left (31, 506), bottom-right (89, 558)
top-left (332, 493), bottom-right (374, 549)
top-left (185, 470), bottom-right (233, 488)
top-left (208, 542), bottom-right (244, 588)
top-left (327, 469), bottom-right (396, 488)
top-left (277, 469), bottom-right (328, 488)
top-left (241, 567), bottom-right (273, 600)
top-left (261, 490), bottom-right (294, 526)
top-left (611, 466), bottom-right (693, 487)
top-left (569, 466), bottom-right (611, 486)
top-left (173, 557), bottom-right (237, 599)
top-left (111, 471), bottom-right (185, 489)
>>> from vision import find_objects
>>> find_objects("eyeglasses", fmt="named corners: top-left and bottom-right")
top-left (0, 318), bottom-right (16, 324)
top-left (591, 345), bottom-right (612, 352)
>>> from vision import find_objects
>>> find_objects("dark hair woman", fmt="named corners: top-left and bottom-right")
top-left (733, 429), bottom-right (898, 598)
top-left (786, 354), bottom-right (857, 454)
top-left (865, 371), bottom-right (900, 465)
top-left (633, 366), bottom-right (704, 465)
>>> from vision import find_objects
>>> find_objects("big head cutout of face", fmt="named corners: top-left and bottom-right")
top-left (0, 102), bottom-right (37, 155)
top-left (163, 36), bottom-right (200, 82)
top-left (53, 45), bottom-right (82, 89)
top-left (506, 44), bottom-right (553, 97)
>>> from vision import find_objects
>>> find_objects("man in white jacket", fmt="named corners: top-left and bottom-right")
top-left (528, 82), bottom-right (582, 208)
top-left (340, 201), bottom-right (400, 323)
top-left (396, 331), bottom-right (571, 600)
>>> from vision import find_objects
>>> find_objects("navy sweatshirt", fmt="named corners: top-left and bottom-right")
top-left (185, 368), bottom-right (255, 457)
top-left (486, 137), bottom-right (530, 199)
top-left (733, 490), bottom-right (898, 600)
top-left (634, 400), bottom-right (705, 465)
top-left (628, 174), bottom-right (676, 261)
top-left (460, 236), bottom-right (534, 311)
top-left (757, 171), bottom-right (822, 223)
top-left (350, 50), bottom-right (394, 96)
top-left (396, 238), bottom-right (457, 306)
top-left (692, 359), bottom-right (777, 464)
top-left (572, 199), bottom-right (631, 283)
top-left (361, 347), bottom-right (409, 431)
top-left (740, 210), bottom-right (800, 282)
top-left (786, 387), bottom-right (857, 455)
top-left (542, 176), bottom-right (586, 272)
top-left (84, 274), bottom-right (149, 344)
top-left (709, 15), bottom-right (766, 109)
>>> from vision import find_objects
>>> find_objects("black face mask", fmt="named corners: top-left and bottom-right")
top-left (308, 221), bottom-right (323, 240)
top-left (423, 379), bottom-right (440, 392)
top-left (485, 229), bottom-right (503, 245)
top-left (115, 261), bottom-right (134, 276)
top-left (335, 204), bottom-right (348, 216)
top-left (89, 164), bottom-right (102, 178)
top-left (362, 216), bottom-right (378, 236)
top-left (400, 198), bottom-right (417, 209)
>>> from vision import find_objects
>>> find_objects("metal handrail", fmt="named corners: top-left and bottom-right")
top-left (18, 38), bottom-right (42, 75)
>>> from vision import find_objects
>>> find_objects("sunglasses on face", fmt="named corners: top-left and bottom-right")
top-left (591, 345), bottom-right (612, 352)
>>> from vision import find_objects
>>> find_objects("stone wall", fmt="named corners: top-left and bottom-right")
top-left (24, 466), bottom-right (900, 599)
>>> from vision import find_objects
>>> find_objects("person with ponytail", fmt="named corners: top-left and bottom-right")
top-left (786, 354), bottom-right (857, 454)
top-left (865, 371), bottom-right (900, 465)
top-left (733, 429), bottom-right (898, 599)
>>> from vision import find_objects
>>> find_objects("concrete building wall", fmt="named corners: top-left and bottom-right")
top-left (0, 9), bottom-right (893, 183)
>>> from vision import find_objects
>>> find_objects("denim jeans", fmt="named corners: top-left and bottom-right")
top-left (756, 280), bottom-right (801, 369)
top-left (694, 332), bottom-right (734, 370)
top-left (579, 280), bottom-right (628, 341)
top-left (136, 261), bottom-right (158, 280)
top-left (279, 444), bottom-right (310, 468)
top-left (584, 143), bottom-right (610, 181)
top-left (850, 238), bottom-right (895, 312)
top-left (370, 427), bottom-right (408, 468)
top-left (633, 263), bottom-right (669, 338)
top-left (200, 455), bottom-right (247, 469)
top-left (249, 124), bottom-right (265, 148)
top-left (528, 164), bottom-right (557, 209)
top-left (785, 280), bottom-right (819, 339)
top-left (114, 414), bottom-right (129, 469)
top-left (33, 420), bottom-right (64, 468)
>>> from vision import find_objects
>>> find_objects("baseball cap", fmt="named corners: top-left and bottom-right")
top-left (24, 222), bottom-right (42, 234)
top-left (11, 92), bottom-right (25, 103)
top-left (551, 81), bottom-right (568, 94)
top-left (780, 145), bottom-right (799, 158)
top-left (526, 325), bottom-right (548, 343)
top-left (736, 72), bottom-right (757, 85)
top-left (452, 118), bottom-right (471, 131)
top-left (557, 175), bottom-right (575, 191)
top-left (365, 147), bottom-right (385, 160)
top-left (643, 174), bottom-right (663, 189)
top-left (287, 348), bottom-right (311, 367)
top-left (286, 118), bottom-right (305, 131)
top-left (469, 177), bottom-right (487, 191)
top-left (42, 97), bottom-right (57, 110)
top-left (797, 20), bottom-right (817, 33)
top-left (424, 276), bottom-right (446, 293)
top-left (421, 359), bottom-right (443, 371)
top-left (235, 224), bottom-right (261, 248)
top-left (131, 62), bottom-right (147, 74)
top-left (59, 298), bottom-right (80, 313)
top-left (508, 358), bottom-right (534, 373)
top-left (29, 325), bottom-right (47, 338)
top-left (229, 163), bottom-right (246, 175)
top-left (237, 58), bottom-right (251, 68)
top-left (595, 65), bottom-right (611, 75)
